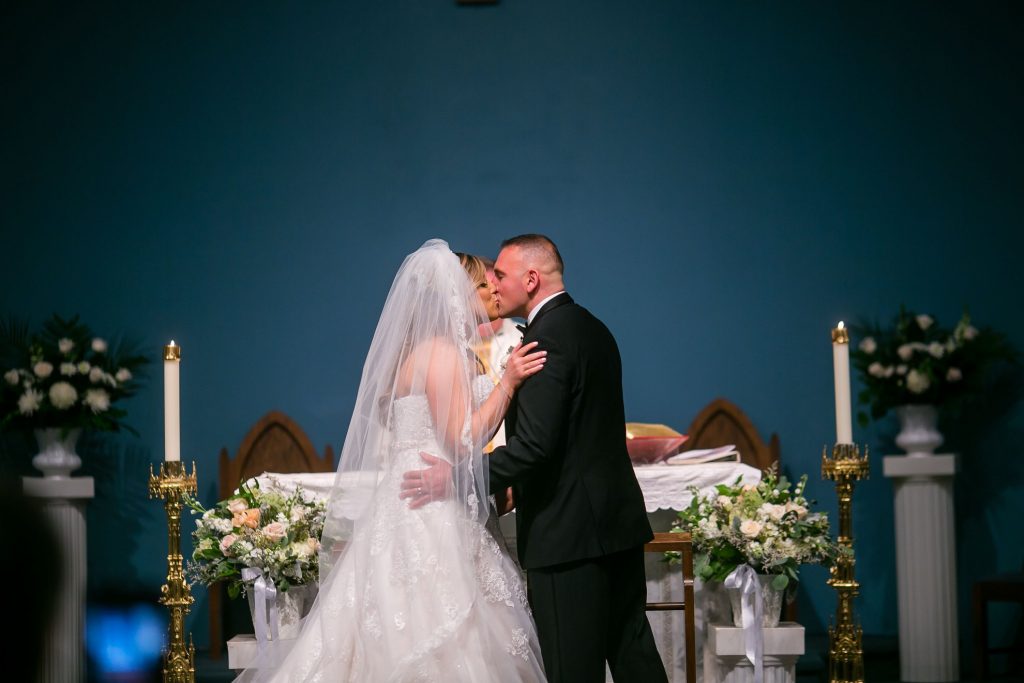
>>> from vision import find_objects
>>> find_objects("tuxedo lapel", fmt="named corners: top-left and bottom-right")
top-left (526, 292), bottom-right (573, 333)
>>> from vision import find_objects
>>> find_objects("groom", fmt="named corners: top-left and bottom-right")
top-left (403, 234), bottom-right (666, 682)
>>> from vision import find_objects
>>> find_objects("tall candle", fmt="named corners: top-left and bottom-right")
top-left (832, 322), bottom-right (853, 444)
top-left (164, 341), bottom-right (181, 462)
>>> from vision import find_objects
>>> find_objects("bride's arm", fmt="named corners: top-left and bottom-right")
top-left (423, 340), bottom-right (545, 454)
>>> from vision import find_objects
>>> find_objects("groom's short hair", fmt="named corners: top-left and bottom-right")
top-left (500, 234), bottom-right (564, 275)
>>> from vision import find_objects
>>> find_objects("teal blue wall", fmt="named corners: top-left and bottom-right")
top-left (5, 1), bottom-right (1023, 654)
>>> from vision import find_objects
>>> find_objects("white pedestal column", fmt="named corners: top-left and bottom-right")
top-left (23, 476), bottom-right (95, 683)
top-left (704, 622), bottom-right (804, 683)
top-left (882, 454), bottom-right (958, 682)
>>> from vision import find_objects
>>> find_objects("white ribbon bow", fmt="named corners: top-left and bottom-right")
top-left (242, 567), bottom-right (281, 661)
top-left (724, 564), bottom-right (764, 683)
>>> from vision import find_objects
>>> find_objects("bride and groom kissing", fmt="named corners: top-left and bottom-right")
top-left (239, 235), bottom-right (666, 683)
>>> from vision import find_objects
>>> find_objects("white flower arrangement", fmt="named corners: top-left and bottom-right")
top-left (185, 481), bottom-right (327, 599)
top-left (851, 308), bottom-right (1016, 425)
top-left (670, 467), bottom-right (838, 589)
top-left (0, 315), bottom-right (147, 434)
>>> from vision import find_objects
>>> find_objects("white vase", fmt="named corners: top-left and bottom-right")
top-left (727, 574), bottom-right (784, 628)
top-left (32, 428), bottom-right (83, 479)
top-left (894, 404), bottom-right (943, 456)
top-left (247, 584), bottom-right (315, 640)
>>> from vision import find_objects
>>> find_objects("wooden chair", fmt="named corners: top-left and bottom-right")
top-left (208, 411), bottom-right (335, 659)
top-left (645, 532), bottom-right (697, 683)
top-left (682, 397), bottom-right (780, 471)
top-left (973, 571), bottom-right (1024, 680)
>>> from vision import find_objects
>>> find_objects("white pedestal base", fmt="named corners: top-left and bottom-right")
top-left (883, 454), bottom-right (959, 682)
top-left (227, 634), bottom-right (300, 670)
top-left (23, 476), bottom-right (94, 683)
top-left (704, 622), bottom-right (804, 683)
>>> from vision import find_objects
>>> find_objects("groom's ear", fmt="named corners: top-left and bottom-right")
top-left (525, 268), bottom-right (540, 294)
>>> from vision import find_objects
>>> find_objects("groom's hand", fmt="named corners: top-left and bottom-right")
top-left (400, 452), bottom-right (452, 509)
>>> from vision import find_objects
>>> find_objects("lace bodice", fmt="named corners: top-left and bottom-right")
top-left (390, 374), bottom-right (495, 456)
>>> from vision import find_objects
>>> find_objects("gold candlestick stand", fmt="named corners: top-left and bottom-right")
top-left (822, 443), bottom-right (869, 683)
top-left (148, 460), bottom-right (198, 683)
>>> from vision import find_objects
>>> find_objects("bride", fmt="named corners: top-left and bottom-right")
top-left (238, 239), bottom-right (548, 682)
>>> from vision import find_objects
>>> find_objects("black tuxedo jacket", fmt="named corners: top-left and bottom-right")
top-left (488, 293), bottom-right (653, 570)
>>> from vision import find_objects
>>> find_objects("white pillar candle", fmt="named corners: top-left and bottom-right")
top-left (164, 341), bottom-right (181, 462)
top-left (832, 322), bottom-right (853, 444)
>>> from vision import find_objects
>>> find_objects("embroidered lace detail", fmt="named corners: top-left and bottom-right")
top-left (507, 627), bottom-right (531, 661)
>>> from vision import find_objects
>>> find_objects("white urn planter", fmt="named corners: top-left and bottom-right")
top-left (32, 428), bottom-right (83, 479)
top-left (894, 404), bottom-right (943, 456)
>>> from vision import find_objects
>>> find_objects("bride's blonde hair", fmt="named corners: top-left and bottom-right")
top-left (456, 252), bottom-right (488, 286)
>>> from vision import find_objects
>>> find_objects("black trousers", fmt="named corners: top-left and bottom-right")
top-left (527, 545), bottom-right (668, 683)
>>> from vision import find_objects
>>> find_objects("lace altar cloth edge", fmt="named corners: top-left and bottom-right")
top-left (255, 461), bottom-right (761, 514)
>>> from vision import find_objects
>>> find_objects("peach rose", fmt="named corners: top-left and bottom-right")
top-left (226, 498), bottom-right (248, 515)
top-left (233, 509), bottom-right (261, 529)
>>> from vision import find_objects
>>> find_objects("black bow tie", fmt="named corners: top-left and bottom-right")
top-left (515, 323), bottom-right (527, 335)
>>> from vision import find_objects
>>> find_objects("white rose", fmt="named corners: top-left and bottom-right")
top-left (868, 362), bottom-right (886, 378)
top-left (858, 337), bottom-right (877, 354)
top-left (897, 344), bottom-right (914, 361)
top-left (58, 338), bottom-right (75, 354)
top-left (77, 361), bottom-right (91, 374)
top-left (60, 363), bottom-right (77, 376)
top-left (740, 519), bottom-right (763, 537)
top-left (963, 325), bottom-right (978, 340)
top-left (49, 382), bottom-right (78, 409)
top-left (763, 504), bottom-right (786, 522)
top-left (84, 388), bottom-right (110, 413)
top-left (785, 502), bottom-right (807, 518)
top-left (91, 338), bottom-right (107, 353)
top-left (89, 367), bottom-right (104, 383)
top-left (896, 365), bottom-right (908, 375)
top-left (293, 540), bottom-right (314, 558)
top-left (716, 495), bottom-right (733, 508)
top-left (115, 368), bottom-right (132, 382)
top-left (18, 388), bottom-right (43, 415)
top-left (33, 362), bottom-right (54, 378)
top-left (915, 314), bottom-right (934, 330)
top-left (4, 369), bottom-right (19, 385)
top-left (946, 367), bottom-right (962, 382)
top-left (226, 498), bottom-right (248, 515)
top-left (928, 342), bottom-right (944, 358)
top-left (906, 369), bottom-right (930, 394)
top-left (884, 365), bottom-right (895, 378)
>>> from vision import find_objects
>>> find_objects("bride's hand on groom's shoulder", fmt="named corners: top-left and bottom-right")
top-left (400, 451), bottom-right (452, 509)
top-left (503, 341), bottom-right (546, 390)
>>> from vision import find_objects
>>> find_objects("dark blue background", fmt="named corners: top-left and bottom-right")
top-left (4, 1), bottom-right (1022, 649)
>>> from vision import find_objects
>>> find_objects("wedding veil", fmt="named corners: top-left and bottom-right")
top-left (318, 238), bottom-right (496, 578)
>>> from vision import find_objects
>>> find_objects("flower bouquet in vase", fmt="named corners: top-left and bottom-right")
top-left (670, 466), bottom-right (838, 628)
top-left (0, 315), bottom-right (148, 478)
top-left (851, 308), bottom-right (1016, 455)
top-left (185, 480), bottom-right (326, 641)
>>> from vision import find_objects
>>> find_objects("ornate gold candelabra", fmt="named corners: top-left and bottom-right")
top-left (148, 459), bottom-right (198, 683)
top-left (822, 443), bottom-right (869, 683)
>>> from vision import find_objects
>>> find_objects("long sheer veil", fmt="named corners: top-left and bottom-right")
top-left (318, 238), bottom-right (494, 577)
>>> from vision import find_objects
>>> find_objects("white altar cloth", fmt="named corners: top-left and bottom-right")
top-left (255, 461), bottom-right (760, 516)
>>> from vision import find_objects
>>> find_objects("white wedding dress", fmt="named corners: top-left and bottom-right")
top-left (252, 376), bottom-right (546, 682)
